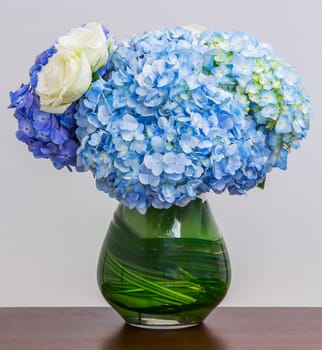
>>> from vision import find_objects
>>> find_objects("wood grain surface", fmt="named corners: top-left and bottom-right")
top-left (0, 308), bottom-right (321, 350)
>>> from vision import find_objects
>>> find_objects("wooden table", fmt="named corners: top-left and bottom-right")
top-left (0, 308), bottom-right (321, 350)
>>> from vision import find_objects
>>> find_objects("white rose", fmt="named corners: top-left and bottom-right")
top-left (36, 48), bottom-right (92, 114)
top-left (184, 24), bottom-right (206, 35)
top-left (57, 22), bottom-right (109, 72)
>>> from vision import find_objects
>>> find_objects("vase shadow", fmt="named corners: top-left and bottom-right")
top-left (101, 323), bottom-right (227, 350)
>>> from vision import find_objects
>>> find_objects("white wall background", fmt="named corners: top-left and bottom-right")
top-left (1, 0), bottom-right (321, 307)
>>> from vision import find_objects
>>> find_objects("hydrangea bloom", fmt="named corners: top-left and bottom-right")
top-left (9, 25), bottom-right (311, 208)
top-left (75, 27), bottom-right (311, 210)
top-left (9, 23), bottom-right (111, 170)
top-left (29, 45), bottom-right (56, 89)
top-left (9, 83), bottom-right (79, 170)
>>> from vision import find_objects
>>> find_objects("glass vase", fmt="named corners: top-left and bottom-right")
top-left (97, 198), bottom-right (231, 329)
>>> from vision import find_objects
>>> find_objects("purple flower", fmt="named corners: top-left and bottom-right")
top-left (29, 46), bottom-right (56, 88)
top-left (51, 140), bottom-right (78, 170)
top-left (18, 119), bottom-right (34, 138)
top-left (9, 83), bottom-right (80, 170)
top-left (33, 110), bottom-right (52, 131)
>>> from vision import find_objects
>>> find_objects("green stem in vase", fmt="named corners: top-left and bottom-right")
top-left (107, 253), bottom-right (197, 305)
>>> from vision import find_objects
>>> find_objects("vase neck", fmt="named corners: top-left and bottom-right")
top-left (118, 198), bottom-right (222, 240)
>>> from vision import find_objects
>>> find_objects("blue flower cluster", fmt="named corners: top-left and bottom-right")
top-left (9, 25), bottom-right (311, 210)
top-left (75, 27), bottom-right (311, 210)
top-left (9, 83), bottom-right (79, 170)
top-left (199, 31), bottom-right (311, 170)
top-left (9, 23), bottom-right (110, 170)
top-left (29, 46), bottom-right (56, 88)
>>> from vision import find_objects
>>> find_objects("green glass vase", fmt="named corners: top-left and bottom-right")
top-left (97, 198), bottom-right (231, 329)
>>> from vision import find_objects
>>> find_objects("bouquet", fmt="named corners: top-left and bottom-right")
top-left (9, 22), bottom-right (312, 329)
top-left (9, 23), bottom-right (311, 211)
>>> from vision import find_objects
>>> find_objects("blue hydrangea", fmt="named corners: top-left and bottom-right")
top-left (29, 46), bottom-right (56, 88)
top-left (9, 25), bottom-right (311, 209)
top-left (9, 24), bottom-right (111, 171)
top-left (9, 83), bottom-right (80, 170)
top-left (75, 27), bottom-right (311, 210)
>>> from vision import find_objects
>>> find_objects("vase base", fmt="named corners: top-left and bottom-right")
top-left (128, 319), bottom-right (199, 330)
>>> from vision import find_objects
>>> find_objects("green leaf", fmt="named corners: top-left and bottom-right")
top-left (92, 72), bottom-right (100, 81)
top-left (257, 177), bottom-right (266, 190)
